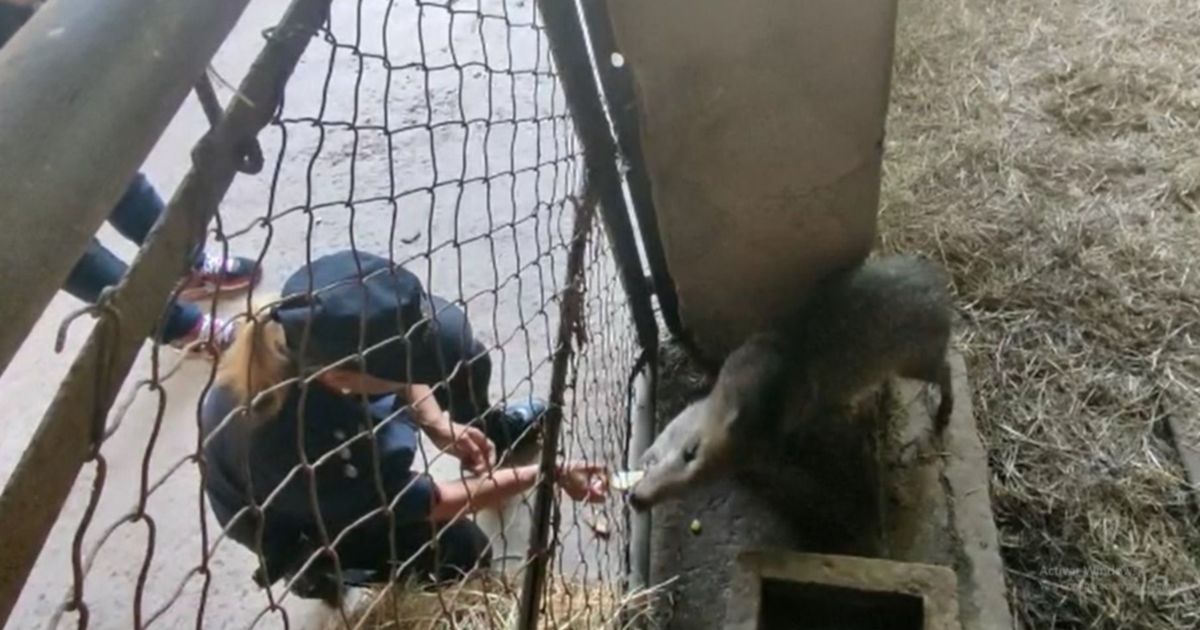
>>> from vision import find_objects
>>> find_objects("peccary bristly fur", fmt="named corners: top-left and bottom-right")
top-left (630, 255), bottom-right (954, 511)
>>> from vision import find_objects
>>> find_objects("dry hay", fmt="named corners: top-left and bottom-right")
top-left (880, 0), bottom-right (1200, 627)
top-left (347, 573), bottom-right (670, 630)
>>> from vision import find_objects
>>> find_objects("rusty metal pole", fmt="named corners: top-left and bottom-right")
top-left (516, 194), bottom-right (596, 630)
top-left (0, 0), bottom-right (331, 624)
top-left (0, 0), bottom-right (252, 379)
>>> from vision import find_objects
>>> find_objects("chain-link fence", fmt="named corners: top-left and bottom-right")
top-left (1, 0), bottom-right (662, 627)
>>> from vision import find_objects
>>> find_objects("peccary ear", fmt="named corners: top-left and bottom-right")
top-left (719, 402), bottom-right (741, 432)
top-left (729, 367), bottom-right (790, 435)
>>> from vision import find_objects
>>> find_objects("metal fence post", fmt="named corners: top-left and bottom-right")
top-left (0, 0), bottom-right (253, 379)
top-left (628, 359), bottom-right (656, 591)
top-left (519, 1), bottom-right (661, 626)
top-left (515, 191), bottom-right (595, 630)
top-left (576, 0), bottom-right (687, 349)
top-left (535, 0), bottom-right (658, 353)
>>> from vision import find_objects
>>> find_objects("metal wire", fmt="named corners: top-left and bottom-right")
top-left (28, 1), bottom-right (643, 628)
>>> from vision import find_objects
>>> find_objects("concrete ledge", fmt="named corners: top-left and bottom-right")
top-left (726, 550), bottom-right (961, 630)
top-left (649, 347), bottom-right (1013, 629)
top-left (881, 352), bottom-right (1014, 630)
top-left (648, 351), bottom-right (888, 628)
top-left (648, 477), bottom-right (799, 628)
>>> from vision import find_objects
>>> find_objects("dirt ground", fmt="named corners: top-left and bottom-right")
top-left (0, 1), bottom-right (629, 628)
top-left (881, 0), bottom-right (1200, 628)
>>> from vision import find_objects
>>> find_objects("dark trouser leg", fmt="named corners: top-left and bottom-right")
top-left (63, 239), bottom-right (128, 305)
top-left (107, 172), bottom-right (206, 266)
top-left (80, 173), bottom-right (203, 342)
top-left (418, 519), bottom-right (493, 583)
top-left (64, 239), bottom-right (202, 344)
top-left (106, 173), bottom-right (164, 244)
top-left (335, 518), bottom-right (493, 585)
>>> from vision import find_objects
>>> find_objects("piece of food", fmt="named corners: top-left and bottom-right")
top-left (611, 470), bottom-right (644, 491)
top-left (689, 519), bottom-right (702, 535)
top-left (587, 515), bottom-right (612, 540)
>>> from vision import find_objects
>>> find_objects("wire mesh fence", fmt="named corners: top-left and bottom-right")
top-left (20, 0), bottom-right (651, 627)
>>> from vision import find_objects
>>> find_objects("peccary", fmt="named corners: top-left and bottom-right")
top-left (629, 255), bottom-right (953, 511)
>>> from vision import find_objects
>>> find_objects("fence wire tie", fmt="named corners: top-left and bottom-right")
top-left (234, 138), bottom-right (266, 174)
top-left (197, 69), bottom-right (264, 174)
top-left (54, 286), bottom-right (123, 354)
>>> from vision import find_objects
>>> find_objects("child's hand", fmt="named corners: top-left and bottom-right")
top-left (430, 420), bottom-right (496, 474)
top-left (555, 461), bottom-right (609, 503)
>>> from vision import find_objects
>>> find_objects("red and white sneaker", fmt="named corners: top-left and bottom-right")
top-left (170, 314), bottom-right (237, 359)
top-left (178, 253), bottom-right (262, 301)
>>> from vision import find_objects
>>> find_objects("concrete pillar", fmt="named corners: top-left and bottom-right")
top-left (601, 0), bottom-right (897, 357)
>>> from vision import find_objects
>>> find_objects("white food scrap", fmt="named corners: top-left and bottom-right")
top-left (587, 515), bottom-right (612, 540)
top-left (611, 470), bottom-right (644, 491)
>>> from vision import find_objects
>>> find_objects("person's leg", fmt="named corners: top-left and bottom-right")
top-left (397, 519), bottom-right (493, 584)
top-left (63, 238), bottom-right (232, 349)
top-left (63, 239), bottom-right (129, 305)
top-left (276, 535), bottom-right (346, 607)
top-left (423, 519), bottom-right (492, 583)
top-left (333, 517), bottom-right (492, 586)
top-left (106, 173), bottom-right (169, 245)
top-left (108, 172), bottom-right (260, 301)
top-left (64, 239), bottom-right (199, 341)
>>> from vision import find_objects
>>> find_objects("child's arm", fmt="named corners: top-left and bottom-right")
top-left (429, 462), bottom-right (608, 522)
top-left (429, 465), bottom-right (540, 521)
top-left (400, 382), bottom-right (495, 473)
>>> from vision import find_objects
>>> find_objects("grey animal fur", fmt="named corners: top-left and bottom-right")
top-left (793, 254), bottom-right (954, 430)
top-left (630, 254), bottom-right (954, 510)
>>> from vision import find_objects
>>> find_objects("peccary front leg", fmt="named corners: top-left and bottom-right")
top-left (933, 360), bottom-right (954, 433)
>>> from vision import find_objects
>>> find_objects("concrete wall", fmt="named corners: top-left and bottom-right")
top-left (603, 0), bottom-right (897, 357)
